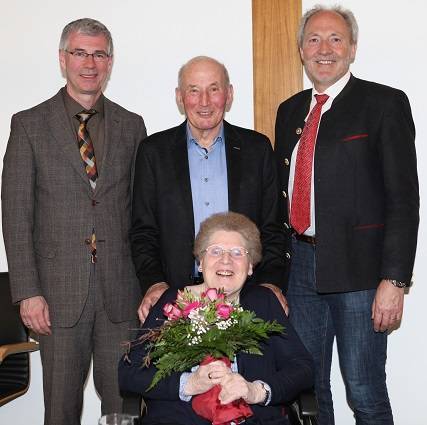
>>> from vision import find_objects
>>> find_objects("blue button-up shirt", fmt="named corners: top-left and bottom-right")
top-left (187, 123), bottom-right (229, 239)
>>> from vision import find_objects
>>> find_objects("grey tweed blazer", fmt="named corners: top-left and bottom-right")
top-left (2, 89), bottom-right (147, 327)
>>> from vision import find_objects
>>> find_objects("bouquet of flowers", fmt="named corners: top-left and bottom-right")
top-left (132, 287), bottom-right (284, 424)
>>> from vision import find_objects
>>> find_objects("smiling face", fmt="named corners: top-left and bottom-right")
top-left (300, 10), bottom-right (356, 92)
top-left (59, 31), bottom-right (112, 107)
top-left (199, 230), bottom-right (253, 301)
top-left (175, 59), bottom-right (233, 146)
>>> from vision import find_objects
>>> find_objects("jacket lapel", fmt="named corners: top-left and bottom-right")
top-left (224, 121), bottom-right (241, 211)
top-left (95, 97), bottom-right (121, 196)
top-left (47, 90), bottom-right (90, 188)
top-left (173, 121), bottom-right (195, 234)
top-left (293, 95), bottom-right (312, 150)
top-left (330, 73), bottom-right (356, 108)
top-left (316, 75), bottom-right (356, 138)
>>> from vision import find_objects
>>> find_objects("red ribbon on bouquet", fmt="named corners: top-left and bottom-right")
top-left (192, 356), bottom-right (253, 425)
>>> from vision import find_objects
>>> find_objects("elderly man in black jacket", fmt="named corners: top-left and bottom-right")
top-left (131, 56), bottom-right (287, 322)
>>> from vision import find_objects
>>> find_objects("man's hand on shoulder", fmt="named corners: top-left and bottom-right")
top-left (371, 279), bottom-right (405, 332)
top-left (138, 282), bottom-right (170, 323)
top-left (20, 295), bottom-right (51, 335)
top-left (260, 283), bottom-right (289, 316)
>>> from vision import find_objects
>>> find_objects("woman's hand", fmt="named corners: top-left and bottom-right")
top-left (184, 360), bottom-right (231, 396)
top-left (218, 373), bottom-right (266, 405)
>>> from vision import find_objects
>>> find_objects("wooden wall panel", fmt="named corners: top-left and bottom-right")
top-left (252, 0), bottom-right (302, 145)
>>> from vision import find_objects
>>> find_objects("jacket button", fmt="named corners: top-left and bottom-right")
top-left (284, 158), bottom-right (290, 166)
top-left (84, 238), bottom-right (91, 245)
top-left (285, 252), bottom-right (291, 259)
top-left (282, 191), bottom-right (287, 199)
top-left (296, 127), bottom-right (302, 135)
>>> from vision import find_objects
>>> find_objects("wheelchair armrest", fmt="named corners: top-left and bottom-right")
top-left (0, 341), bottom-right (39, 363)
top-left (297, 388), bottom-right (318, 418)
top-left (121, 391), bottom-right (143, 425)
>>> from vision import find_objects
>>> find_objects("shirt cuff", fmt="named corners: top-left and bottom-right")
top-left (179, 372), bottom-right (192, 402)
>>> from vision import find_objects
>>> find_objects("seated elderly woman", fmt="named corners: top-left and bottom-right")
top-left (119, 212), bottom-right (314, 425)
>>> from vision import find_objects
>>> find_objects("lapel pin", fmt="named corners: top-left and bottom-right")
top-left (296, 127), bottom-right (302, 135)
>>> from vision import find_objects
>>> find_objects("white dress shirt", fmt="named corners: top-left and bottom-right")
top-left (288, 71), bottom-right (351, 236)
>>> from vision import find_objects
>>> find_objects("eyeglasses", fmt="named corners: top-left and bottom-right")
top-left (65, 50), bottom-right (110, 62)
top-left (204, 245), bottom-right (249, 259)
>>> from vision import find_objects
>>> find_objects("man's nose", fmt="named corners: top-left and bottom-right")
top-left (318, 39), bottom-right (332, 54)
top-left (83, 54), bottom-right (97, 65)
top-left (200, 91), bottom-right (209, 106)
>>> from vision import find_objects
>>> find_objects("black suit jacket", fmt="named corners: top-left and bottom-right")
top-left (131, 120), bottom-right (287, 294)
top-left (275, 75), bottom-right (419, 293)
top-left (119, 285), bottom-right (314, 425)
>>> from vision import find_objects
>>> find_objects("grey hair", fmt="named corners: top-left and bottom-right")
top-left (59, 18), bottom-right (114, 56)
top-left (297, 4), bottom-right (358, 47)
top-left (194, 212), bottom-right (262, 266)
top-left (177, 56), bottom-right (230, 90)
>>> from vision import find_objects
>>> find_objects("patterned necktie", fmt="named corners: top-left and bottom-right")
top-left (75, 109), bottom-right (98, 263)
top-left (290, 94), bottom-right (329, 234)
top-left (75, 110), bottom-right (98, 190)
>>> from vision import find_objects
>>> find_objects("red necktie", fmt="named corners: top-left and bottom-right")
top-left (290, 94), bottom-right (329, 234)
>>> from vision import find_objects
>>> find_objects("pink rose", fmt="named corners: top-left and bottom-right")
top-left (216, 303), bottom-right (234, 319)
top-left (182, 301), bottom-right (202, 318)
top-left (204, 288), bottom-right (220, 301)
top-left (163, 303), bottom-right (182, 320)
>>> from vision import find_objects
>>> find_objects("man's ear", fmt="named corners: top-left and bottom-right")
top-left (175, 87), bottom-right (185, 115)
top-left (225, 84), bottom-right (234, 113)
top-left (58, 49), bottom-right (67, 78)
top-left (299, 47), bottom-right (305, 63)
top-left (350, 43), bottom-right (357, 64)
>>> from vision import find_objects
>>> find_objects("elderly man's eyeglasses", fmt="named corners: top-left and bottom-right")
top-left (204, 245), bottom-right (249, 259)
top-left (65, 50), bottom-right (110, 62)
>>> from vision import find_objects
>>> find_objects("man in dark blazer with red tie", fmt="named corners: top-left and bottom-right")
top-left (131, 56), bottom-right (287, 321)
top-left (2, 19), bottom-right (146, 424)
top-left (274, 5), bottom-right (419, 425)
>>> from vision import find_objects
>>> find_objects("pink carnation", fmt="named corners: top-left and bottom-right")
top-left (163, 303), bottom-right (182, 320)
top-left (182, 301), bottom-right (202, 318)
top-left (216, 303), bottom-right (234, 319)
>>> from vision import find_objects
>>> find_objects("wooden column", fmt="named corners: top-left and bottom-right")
top-left (252, 0), bottom-right (302, 145)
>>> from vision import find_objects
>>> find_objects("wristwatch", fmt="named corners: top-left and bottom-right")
top-left (256, 381), bottom-right (271, 406)
top-left (386, 279), bottom-right (409, 288)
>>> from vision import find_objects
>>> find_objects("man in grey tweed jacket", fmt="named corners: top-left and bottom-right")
top-left (1, 18), bottom-right (146, 424)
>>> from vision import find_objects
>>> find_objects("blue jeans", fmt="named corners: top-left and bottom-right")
top-left (287, 238), bottom-right (393, 425)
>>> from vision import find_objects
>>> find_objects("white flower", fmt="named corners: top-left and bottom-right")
top-left (188, 335), bottom-right (202, 346)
